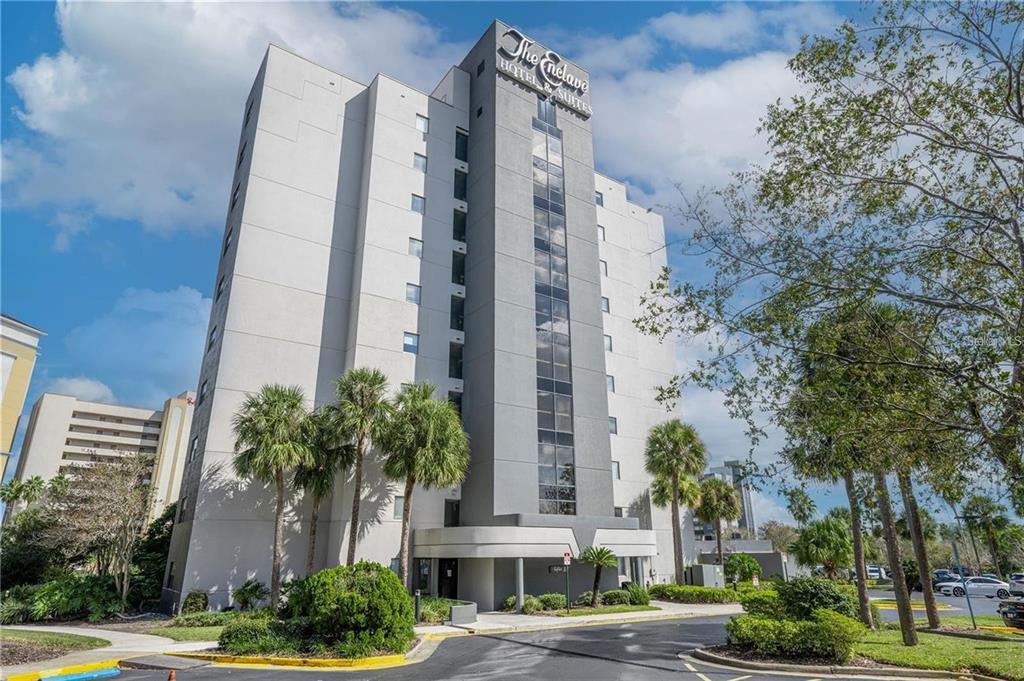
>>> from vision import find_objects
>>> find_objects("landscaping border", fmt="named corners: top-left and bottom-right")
top-left (172, 650), bottom-right (408, 670)
top-left (918, 627), bottom-right (1024, 644)
top-left (7, 658), bottom-right (122, 681)
top-left (691, 648), bottom-right (1008, 681)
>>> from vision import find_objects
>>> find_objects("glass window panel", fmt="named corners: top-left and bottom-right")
top-left (536, 294), bottom-right (552, 317)
top-left (549, 229), bottom-right (566, 247)
top-left (554, 364), bottom-right (571, 381)
top-left (548, 136), bottom-right (562, 158)
top-left (411, 194), bottom-right (426, 214)
top-left (556, 432), bottom-right (574, 446)
top-left (539, 444), bottom-right (556, 467)
top-left (534, 207), bottom-right (549, 228)
top-left (557, 487), bottom-right (576, 501)
top-left (537, 391), bottom-right (554, 414)
top-left (453, 210), bottom-right (467, 242)
top-left (551, 299), bottom-right (569, 321)
top-left (536, 330), bottom-right (553, 362)
top-left (540, 500), bottom-right (558, 514)
top-left (538, 429), bottom-right (556, 444)
top-left (549, 213), bottom-right (565, 230)
top-left (553, 344), bottom-right (570, 366)
top-left (406, 283), bottom-right (421, 304)
top-left (552, 332), bottom-right (570, 346)
top-left (607, 375), bottom-right (616, 392)
top-left (552, 271), bottom-right (568, 289)
top-left (416, 115), bottom-right (429, 133)
top-left (558, 501), bottom-right (576, 515)
top-left (533, 165), bottom-right (548, 185)
top-left (556, 446), bottom-right (574, 466)
top-left (533, 181), bottom-right (547, 198)
top-left (537, 360), bottom-right (553, 378)
top-left (538, 411), bottom-right (555, 430)
top-left (604, 334), bottom-right (613, 351)
top-left (554, 394), bottom-right (572, 417)
top-left (454, 170), bottom-right (468, 201)
top-left (532, 130), bottom-right (547, 158)
top-left (608, 416), bottom-right (618, 434)
top-left (534, 222), bottom-right (548, 240)
top-left (413, 153), bottom-right (427, 172)
top-left (533, 156), bottom-right (548, 171)
top-left (549, 242), bottom-right (566, 258)
top-left (551, 254), bottom-right (567, 274)
top-left (455, 131), bottom-right (469, 162)
top-left (601, 297), bottom-right (610, 312)
top-left (555, 412), bottom-right (572, 432)
top-left (403, 332), bottom-right (419, 354)
top-left (540, 485), bottom-right (558, 500)
top-left (551, 316), bottom-right (569, 335)
top-left (558, 465), bottom-right (575, 486)
top-left (539, 466), bottom-right (557, 485)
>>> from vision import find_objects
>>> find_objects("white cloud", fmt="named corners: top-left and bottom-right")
top-left (50, 211), bottom-right (90, 252)
top-left (750, 489), bottom-right (795, 526)
top-left (46, 376), bottom-right (115, 403)
top-left (3, 1), bottom-right (466, 233)
top-left (63, 287), bottom-right (211, 407)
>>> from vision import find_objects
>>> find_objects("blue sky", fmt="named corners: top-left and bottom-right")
top-left (1, 1), bottom-right (877, 524)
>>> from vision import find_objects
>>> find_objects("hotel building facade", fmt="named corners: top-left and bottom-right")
top-left (164, 22), bottom-right (684, 611)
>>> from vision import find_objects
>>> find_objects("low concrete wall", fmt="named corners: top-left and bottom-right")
top-left (450, 602), bottom-right (477, 625)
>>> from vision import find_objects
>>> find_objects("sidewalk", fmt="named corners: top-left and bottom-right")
top-left (1, 625), bottom-right (216, 680)
top-left (415, 600), bottom-right (742, 636)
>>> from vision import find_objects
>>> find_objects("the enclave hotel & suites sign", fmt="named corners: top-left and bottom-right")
top-left (496, 28), bottom-right (593, 118)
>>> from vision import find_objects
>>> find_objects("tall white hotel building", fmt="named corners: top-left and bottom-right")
top-left (164, 22), bottom-right (682, 611)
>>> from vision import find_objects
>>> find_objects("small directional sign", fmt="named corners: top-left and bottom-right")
top-left (548, 565), bottom-right (567, 574)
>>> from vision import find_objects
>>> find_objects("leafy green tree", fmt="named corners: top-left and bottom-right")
top-left (695, 477), bottom-right (741, 567)
top-left (644, 420), bottom-right (707, 584)
top-left (579, 546), bottom-right (618, 607)
top-left (789, 517), bottom-right (853, 580)
top-left (380, 383), bottom-right (469, 590)
top-left (19, 476), bottom-right (45, 505)
top-left (232, 384), bottom-right (312, 607)
top-left (294, 407), bottom-right (354, 576)
top-left (785, 488), bottom-right (816, 527)
top-left (759, 520), bottom-right (799, 554)
top-left (131, 501), bottom-right (176, 608)
top-left (334, 368), bottom-right (394, 566)
top-left (724, 553), bottom-right (761, 582)
top-left (962, 494), bottom-right (1011, 580)
top-left (0, 479), bottom-right (23, 505)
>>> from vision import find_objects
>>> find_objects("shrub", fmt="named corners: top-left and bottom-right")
top-left (574, 591), bottom-right (602, 607)
top-left (538, 593), bottom-right (567, 610)
top-left (173, 610), bottom-right (238, 627)
top-left (418, 597), bottom-right (453, 623)
top-left (739, 589), bottom-right (785, 619)
top-left (290, 561), bottom-right (414, 656)
top-left (725, 554), bottom-right (762, 582)
top-left (725, 610), bottom-right (865, 663)
top-left (0, 585), bottom-right (37, 624)
top-left (623, 582), bottom-right (650, 606)
top-left (181, 590), bottom-right (209, 614)
top-left (234, 578), bottom-right (270, 611)
top-left (29, 574), bottom-right (122, 622)
top-left (501, 594), bottom-right (519, 611)
top-left (777, 577), bottom-right (858, 620)
top-left (648, 584), bottom-right (739, 604)
top-left (601, 589), bottom-right (631, 606)
top-left (218, 618), bottom-right (297, 655)
top-left (522, 595), bottom-right (543, 614)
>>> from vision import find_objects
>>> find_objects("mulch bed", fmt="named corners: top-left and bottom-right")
top-left (0, 639), bottom-right (72, 666)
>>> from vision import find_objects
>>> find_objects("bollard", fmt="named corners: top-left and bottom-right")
top-left (414, 589), bottom-right (421, 623)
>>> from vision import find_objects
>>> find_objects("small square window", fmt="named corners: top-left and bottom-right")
top-left (216, 276), bottom-right (226, 301)
top-left (199, 380), bottom-right (209, 405)
top-left (416, 114), bottom-right (429, 133)
top-left (598, 225), bottom-right (606, 241)
top-left (614, 507), bottom-right (624, 518)
top-left (188, 436), bottom-right (199, 462)
top-left (601, 297), bottom-right (610, 313)
top-left (454, 170), bottom-right (468, 202)
top-left (223, 228), bottom-right (233, 256)
top-left (456, 131), bottom-right (469, 162)
top-left (607, 375), bottom-right (615, 392)
top-left (413, 153), bottom-right (428, 172)
top-left (476, 106), bottom-right (483, 118)
top-left (595, 191), bottom-right (604, 206)
top-left (393, 496), bottom-right (405, 520)
top-left (403, 332), bottom-right (419, 354)
top-left (208, 325), bottom-right (218, 350)
top-left (411, 194), bottom-right (426, 214)
top-left (476, 60), bottom-right (485, 76)
top-left (406, 283), bottom-right (421, 304)
top-left (604, 334), bottom-right (613, 352)
top-left (608, 416), bottom-right (618, 434)
top-left (612, 461), bottom-right (621, 479)
top-left (408, 238), bottom-right (423, 258)
top-left (599, 260), bottom-right (608, 276)
top-left (453, 210), bottom-right (467, 242)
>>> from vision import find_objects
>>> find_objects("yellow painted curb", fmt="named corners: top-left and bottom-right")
top-left (7, 658), bottom-right (121, 681)
top-left (979, 625), bottom-right (1024, 636)
top-left (173, 651), bottom-right (408, 670)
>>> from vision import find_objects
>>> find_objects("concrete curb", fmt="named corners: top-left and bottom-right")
top-left (691, 648), bottom-right (1007, 681)
top-left (917, 627), bottom-right (1024, 644)
top-left (7, 658), bottom-right (122, 681)
top-left (170, 636), bottom-right (432, 671)
top-left (436, 611), bottom-right (709, 638)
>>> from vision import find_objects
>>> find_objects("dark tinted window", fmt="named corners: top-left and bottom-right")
top-left (455, 131), bottom-right (469, 162)
top-left (454, 170), bottom-right (468, 201)
top-left (453, 210), bottom-right (467, 242)
top-left (451, 252), bottom-right (466, 285)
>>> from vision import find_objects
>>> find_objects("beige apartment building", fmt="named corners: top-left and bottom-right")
top-left (14, 391), bottom-right (195, 520)
top-left (1, 315), bottom-right (46, 479)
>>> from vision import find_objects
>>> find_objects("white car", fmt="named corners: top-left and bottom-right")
top-left (936, 576), bottom-right (1012, 599)
top-left (866, 565), bottom-right (887, 579)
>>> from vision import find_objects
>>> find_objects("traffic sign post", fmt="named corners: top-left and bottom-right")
top-left (563, 552), bottom-right (572, 613)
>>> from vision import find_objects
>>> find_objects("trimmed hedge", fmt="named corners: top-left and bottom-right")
top-left (777, 577), bottom-right (858, 620)
top-left (574, 591), bottom-right (602, 607)
top-left (600, 589), bottom-right (631, 606)
top-left (726, 609), bottom-right (865, 663)
top-left (624, 583), bottom-right (650, 606)
top-left (522, 595), bottom-right (543, 614)
top-left (739, 590), bottom-right (786, 619)
top-left (648, 584), bottom-right (739, 604)
top-left (538, 593), bottom-right (567, 610)
top-left (181, 590), bottom-right (208, 614)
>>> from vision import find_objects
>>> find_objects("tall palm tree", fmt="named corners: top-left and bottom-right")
top-left (19, 476), bottom-right (46, 505)
top-left (696, 477), bottom-right (741, 567)
top-left (380, 383), bottom-right (468, 590)
top-left (789, 517), bottom-right (853, 579)
top-left (0, 479), bottom-right (23, 505)
top-left (232, 384), bottom-right (312, 607)
top-left (335, 367), bottom-right (394, 566)
top-left (293, 407), bottom-right (354, 576)
top-left (644, 420), bottom-right (707, 584)
top-left (785, 487), bottom-right (817, 527)
top-left (579, 545), bottom-right (618, 607)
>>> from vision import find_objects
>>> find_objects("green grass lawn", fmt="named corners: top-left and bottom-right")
top-left (552, 605), bottom-right (659, 617)
top-left (147, 625), bottom-right (224, 641)
top-left (0, 629), bottom-right (110, 650)
top-left (855, 629), bottom-right (1024, 680)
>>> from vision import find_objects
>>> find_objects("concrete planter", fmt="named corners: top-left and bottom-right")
top-left (450, 601), bottom-right (477, 625)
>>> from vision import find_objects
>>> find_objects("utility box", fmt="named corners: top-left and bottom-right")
top-left (685, 564), bottom-right (724, 588)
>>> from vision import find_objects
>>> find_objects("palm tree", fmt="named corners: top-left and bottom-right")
top-left (785, 487), bottom-right (817, 527)
top-left (335, 367), bottom-right (394, 565)
top-left (19, 476), bottom-right (46, 505)
top-left (380, 383), bottom-right (469, 590)
top-left (789, 517), bottom-right (854, 579)
top-left (0, 479), bottom-right (23, 505)
top-left (696, 477), bottom-right (741, 567)
top-left (579, 546), bottom-right (617, 607)
top-left (294, 407), bottom-right (354, 575)
top-left (644, 420), bottom-right (707, 584)
top-left (962, 494), bottom-right (1010, 579)
top-left (232, 384), bottom-right (312, 607)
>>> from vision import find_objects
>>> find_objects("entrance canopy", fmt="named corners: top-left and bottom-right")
top-left (412, 525), bottom-right (657, 559)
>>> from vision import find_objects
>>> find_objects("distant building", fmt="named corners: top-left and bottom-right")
top-left (694, 460), bottom-right (757, 541)
top-left (1, 315), bottom-right (46, 479)
top-left (13, 391), bottom-right (195, 521)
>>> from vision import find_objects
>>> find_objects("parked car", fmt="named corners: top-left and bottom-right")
top-left (932, 570), bottom-right (961, 589)
top-left (936, 576), bottom-right (1012, 599)
top-left (866, 565), bottom-right (887, 580)
top-left (998, 599), bottom-right (1024, 630)
top-left (1009, 573), bottom-right (1024, 598)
